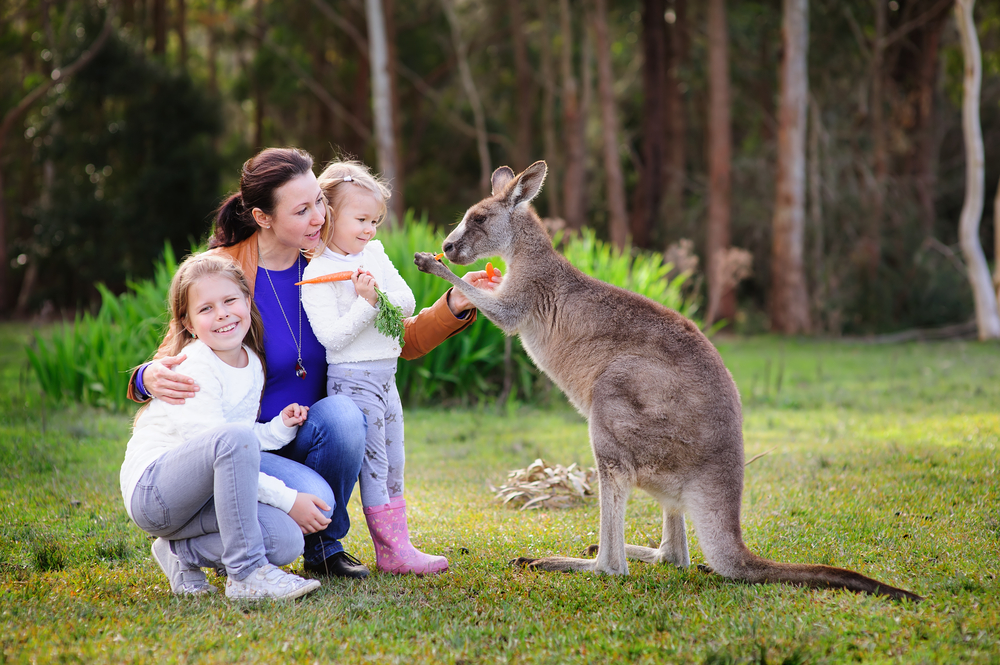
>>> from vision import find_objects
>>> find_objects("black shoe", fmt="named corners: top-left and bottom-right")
top-left (304, 551), bottom-right (369, 579)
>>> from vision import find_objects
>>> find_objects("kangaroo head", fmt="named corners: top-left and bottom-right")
top-left (441, 160), bottom-right (547, 265)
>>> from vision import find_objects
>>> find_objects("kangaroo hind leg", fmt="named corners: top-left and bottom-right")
top-left (513, 446), bottom-right (632, 575)
top-left (610, 505), bottom-right (689, 567)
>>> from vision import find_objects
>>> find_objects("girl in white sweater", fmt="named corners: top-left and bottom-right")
top-left (121, 253), bottom-right (325, 599)
top-left (301, 160), bottom-right (447, 575)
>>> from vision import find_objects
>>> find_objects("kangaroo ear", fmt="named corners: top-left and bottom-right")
top-left (491, 166), bottom-right (515, 196)
top-left (507, 160), bottom-right (547, 207)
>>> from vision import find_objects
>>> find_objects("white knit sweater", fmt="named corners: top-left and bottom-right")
top-left (120, 340), bottom-right (299, 519)
top-left (300, 241), bottom-right (415, 365)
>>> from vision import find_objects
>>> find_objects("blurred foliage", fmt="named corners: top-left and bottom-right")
top-left (27, 216), bottom-right (697, 410)
top-left (18, 11), bottom-right (222, 307)
top-left (2, 0), bottom-right (999, 332)
top-left (26, 245), bottom-right (177, 411)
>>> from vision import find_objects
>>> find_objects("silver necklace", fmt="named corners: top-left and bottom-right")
top-left (260, 250), bottom-right (307, 379)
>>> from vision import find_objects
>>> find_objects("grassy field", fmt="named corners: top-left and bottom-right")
top-left (1, 324), bottom-right (998, 664)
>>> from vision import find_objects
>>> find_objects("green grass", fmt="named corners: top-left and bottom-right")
top-left (2, 326), bottom-right (999, 663)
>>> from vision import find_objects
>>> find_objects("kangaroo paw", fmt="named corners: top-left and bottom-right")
top-left (413, 252), bottom-right (453, 278)
top-left (510, 556), bottom-right (539, 568)
top-left (584, 544), bottom-right (599, 557)
top-left (697, 564), bottom-right (715, 574)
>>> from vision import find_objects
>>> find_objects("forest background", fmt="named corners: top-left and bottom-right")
top-left (2, 0), bottom-right (1000, 337)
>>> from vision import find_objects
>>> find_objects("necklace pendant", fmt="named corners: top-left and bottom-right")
top-left (295, 361), bottom-right (307, 379)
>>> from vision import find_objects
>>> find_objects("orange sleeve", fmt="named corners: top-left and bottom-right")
top-left (400, 289), bottom-right (478, 360)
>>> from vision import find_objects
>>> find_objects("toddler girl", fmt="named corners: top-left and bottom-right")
top-left (301, 160), bottom-right (447, 575)
top-left (120, 253), bottom-right (326, 599)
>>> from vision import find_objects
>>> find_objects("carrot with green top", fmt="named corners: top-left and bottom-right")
top-left (296, 269), bottom-right (406, 347)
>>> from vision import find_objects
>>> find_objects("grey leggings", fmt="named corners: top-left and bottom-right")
top-left (129, 423), bottom-right (303, 580)
top-left (327, 359), bottom-right (404, 508)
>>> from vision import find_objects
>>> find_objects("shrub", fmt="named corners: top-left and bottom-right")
top-left (27, 215), bottom-right (701, 409)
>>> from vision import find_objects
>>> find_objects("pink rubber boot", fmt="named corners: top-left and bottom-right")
top-left (364, 497), bottom-right (449, 575)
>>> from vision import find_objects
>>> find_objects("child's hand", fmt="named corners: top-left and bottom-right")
top-left (280, 403), bottom-right (309, 427)
top-left (288, 493), bottom-right (332, 534)
top-left (352, 268), bottom-right (379, 307)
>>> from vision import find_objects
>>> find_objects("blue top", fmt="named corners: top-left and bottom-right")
top-left (253, 258), bottom-right (328, 421)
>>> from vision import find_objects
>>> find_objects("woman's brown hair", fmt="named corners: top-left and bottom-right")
top-left (210, 147), bottom-right (333, 256)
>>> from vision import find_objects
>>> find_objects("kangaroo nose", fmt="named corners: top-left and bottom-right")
top-left (443, 242), bottom-right (454, 253)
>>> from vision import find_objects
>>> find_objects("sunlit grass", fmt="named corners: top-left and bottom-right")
top-left (2, 327), bottom-right (998, 663)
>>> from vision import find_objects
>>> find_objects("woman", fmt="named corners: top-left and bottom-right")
top-left (129, 147), bottom-right (495, 578)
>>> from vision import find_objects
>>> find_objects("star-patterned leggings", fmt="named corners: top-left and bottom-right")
top-left (326, 358), bottom-right (404, 508)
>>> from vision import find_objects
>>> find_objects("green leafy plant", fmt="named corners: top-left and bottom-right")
top-left (26, 245), bottom-right (178, 411)
top-left (28, 215), bottom-right (702, 409)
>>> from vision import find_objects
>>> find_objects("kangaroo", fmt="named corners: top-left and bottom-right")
top-left (413, 161), bottom-right (921, 602)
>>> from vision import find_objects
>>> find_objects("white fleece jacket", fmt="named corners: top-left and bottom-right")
top-left (120, 340), bottom-right (298, 519)
top-left (300, 241), bottom-right (416, 364)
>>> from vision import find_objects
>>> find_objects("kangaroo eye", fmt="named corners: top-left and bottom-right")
top-left (468, 213), bottom-right (486, 225)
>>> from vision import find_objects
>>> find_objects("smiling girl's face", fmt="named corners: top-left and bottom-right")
top-left (255, 172), bottom-right (327, 253)
top-left (184, 274), bottom-right (252, 367)
top-left (329, 189), bottom-right (382, 256)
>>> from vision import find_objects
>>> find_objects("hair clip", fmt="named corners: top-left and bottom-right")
top-left (343, 176), bottom-right (353, 182)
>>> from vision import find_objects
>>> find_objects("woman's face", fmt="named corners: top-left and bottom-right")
top-left (255, 172), bottom-right (326, 253)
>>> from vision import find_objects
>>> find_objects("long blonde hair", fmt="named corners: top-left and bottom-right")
top-left (317, 159), bottom-right (392, 232)
top-left (163, 253), bottom-right (265, 363)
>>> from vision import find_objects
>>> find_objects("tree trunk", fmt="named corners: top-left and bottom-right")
top-left (863, 0), bottom-right (887, 278)
top-left (954, 0), bottom-right (1000, 339)
top-left (769, 0), bottom-right (811, 334)
top-left (253, 0), bottom-right (265, 149)
top-left (909, 1), bottom-right (949, 239)
top-left (540, 0), bottom-right (562, 220)
top-left (705, 0), bottom-right (732, 326)
top-left (207, 0), bottom-right (218, 95)
top-left (995, 172), bottom-right (1000, 302)
top-left (384, 0), bottom-right (404, 222)
top-left (510, 0), bottom-right (534, 171)
top-left (153, 0), bottom-right (167, 55)
top-left (442, 0), bottom-right (492, 198)
top-left (631, 0), bottom-right (667, 249)
top-left (809, 95), bottom-right (824, 328)
top-left (591, 0), bottom-right (628, 249)
top-left (663, 0), bottom-right (687, 236)
top-left (176, 0), bottom-right (187, 68)
top-left (366, 0), bottom-right (401, 226)
top-left (559, 0), bottom-right (586, 230)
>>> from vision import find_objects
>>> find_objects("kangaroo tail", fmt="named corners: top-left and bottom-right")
top-left (691, 499), bottom-right (922, 602)
top-left (723, 551), bottom-right (923, 602)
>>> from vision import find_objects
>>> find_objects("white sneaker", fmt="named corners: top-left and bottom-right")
top-left (225, 563), bottom-right (321, 600)
top-left (151, 538), bottom-right (217, 595)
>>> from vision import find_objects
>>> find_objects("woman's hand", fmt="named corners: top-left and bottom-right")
top-left (280, 403), bottom-right (309, 427)
top-left (352, 268), bottom-right (379, 307)
top-left (144, 355), bottom-right (200, 405)
top-left (288, 493), bottom-right (332, 535)
top-left (448, 267), bottom-right (502, 315)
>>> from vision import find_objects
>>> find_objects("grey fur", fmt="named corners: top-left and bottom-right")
top-left (414, 161), bottom-right (921, 602)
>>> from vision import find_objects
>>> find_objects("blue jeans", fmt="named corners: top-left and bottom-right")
top-left (261, 395), bottom-right (366, 565)
top-left (130, 424), bottom-right (303, 581)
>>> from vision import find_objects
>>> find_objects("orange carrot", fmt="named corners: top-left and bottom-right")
top-left (486, 262), bottom-right (496, 280)
top-left (295, 271), bottom-right (353, 286)
top-left (434, 253), bottom-right (444, 261)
